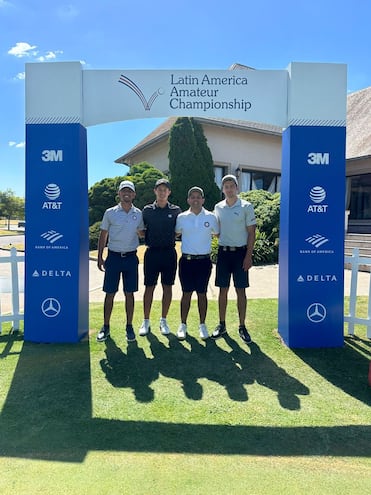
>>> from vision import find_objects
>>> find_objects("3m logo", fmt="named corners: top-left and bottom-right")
top-left (41, 150), bottom-right (63, 162)
top-left (307, 152), bottom-right (329, 165)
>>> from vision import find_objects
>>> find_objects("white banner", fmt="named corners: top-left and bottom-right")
top-left (82, 69), bottom-right (288, 127)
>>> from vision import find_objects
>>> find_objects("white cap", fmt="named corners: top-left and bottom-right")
top-left (118, 180), bottom-right (135, 192)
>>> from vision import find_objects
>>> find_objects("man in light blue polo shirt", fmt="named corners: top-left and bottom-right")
top-left (212, 174), bottom-right (256, 344)
top-left (175, 186), bottom-right (219, 340)
top-left (96, 180), bottom-right (144, 343)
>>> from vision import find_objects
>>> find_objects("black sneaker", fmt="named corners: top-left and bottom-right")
top-left (126, 324), bottom-right (136, 342)
top-left (238, 325), bottom-right (252, 344)
top-left (211, 323), bottom-right (227, 339)
top-left (97, 326), bottom-right (110, 342)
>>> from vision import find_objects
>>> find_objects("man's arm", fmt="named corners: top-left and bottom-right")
top-left (97, 229), bottom-right (108, 272)
top-left (243, 224), bottom-right (256, 272)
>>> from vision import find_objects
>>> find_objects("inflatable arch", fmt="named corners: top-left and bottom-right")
top-left (25, 61), bottom-right (347, 347)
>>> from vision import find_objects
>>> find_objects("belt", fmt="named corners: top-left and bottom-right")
top-left (219, 245), bottom-right (247, 252)
top-left (183, 254), bottom-right (210, 260)
top-left (109, 249), bottom-right (137, 258)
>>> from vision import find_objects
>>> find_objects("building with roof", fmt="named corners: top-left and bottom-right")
top-left (115, 76), bottom-right (371, 233)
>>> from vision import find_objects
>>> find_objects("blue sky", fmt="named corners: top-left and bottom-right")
top-left (1, 0), bottom-right (371, 198)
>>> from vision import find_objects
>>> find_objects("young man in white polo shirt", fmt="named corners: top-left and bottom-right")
top-left (212, 174), bottom-right (256, 344)
top-left (96, 180), bottom-right (144, 343)
top-left (175, 186), bottom-right (219, 340)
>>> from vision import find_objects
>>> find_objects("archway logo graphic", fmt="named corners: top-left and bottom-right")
top-left (118, 74), bottom-right (163, 111)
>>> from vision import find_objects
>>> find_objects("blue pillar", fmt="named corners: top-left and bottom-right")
top-left (24, 123), bottom-right (89, 343)
top-left (278, 125), bottom-right (346, 348)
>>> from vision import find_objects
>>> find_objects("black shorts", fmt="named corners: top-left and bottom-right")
top-left (179, 256), bottom-right (212, 293)
top-left (215, 247), bottom-right (249, 289)
top-left (144, 247), bottom-right (177, 286)
top-left (103, 251), bottom-right (139, 293)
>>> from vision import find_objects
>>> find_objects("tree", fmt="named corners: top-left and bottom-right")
top-left (0, 189), bottom-right (25, 230)
top-left (88, 162), bottom-right (165, 226)
top-left (124, 161), bottom-right (165, 209)
top-left (168, 117), bottom-right (221, 210)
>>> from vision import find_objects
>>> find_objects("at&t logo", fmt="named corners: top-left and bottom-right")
top-left (42, 183), bottom-right (62, 210)
top-left (307, 186), bottom-right (328, 213)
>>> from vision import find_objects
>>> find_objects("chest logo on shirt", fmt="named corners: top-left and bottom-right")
top-left (168, 214), bottom-right (173, 218)
top-left (204, 221), bottom-right (210, 227)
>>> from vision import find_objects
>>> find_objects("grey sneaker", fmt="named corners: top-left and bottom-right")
top-left (199, 323), bottom-right (209, 340)
top-left (139, 319), bottom-right (151, 336)
top-left (176, 323), bottom-right (187, 340)
top-left (159, 318), bottom-right (170, 335)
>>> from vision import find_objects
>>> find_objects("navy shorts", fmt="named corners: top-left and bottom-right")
top-left (144, 247), bottom-right (177, 286)
top-left (215, 248), bottom-right (249, 289)
top-left (103, 251), bottom-right (139, 294)
top-left (179, 256), bottom-right (212, 293)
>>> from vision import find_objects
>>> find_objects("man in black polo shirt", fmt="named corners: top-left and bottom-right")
top-left (139, 178), bottom-right (182, 336)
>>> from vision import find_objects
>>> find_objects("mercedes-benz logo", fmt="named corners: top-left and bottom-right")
top-left (41, 297), bottom-right (61, 318)
top-left (307, 303), bottom-right (326, 323)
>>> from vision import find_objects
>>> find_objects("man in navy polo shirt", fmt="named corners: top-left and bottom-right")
top-left (212, 174), bottom-right (256, 344)
top-left (138, 178), bottom-right (181, 337)
top-left (96, 180), bottom-right (144, 343)
top-left (175, 186), bottom-right (219, 340)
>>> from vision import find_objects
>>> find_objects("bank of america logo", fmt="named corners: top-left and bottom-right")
top-left (118, 74), bottom-right (163, 110)
top-left (305, 234), bottom-right (329, 248)
top-left (41, 230), bottom-right (63, 244)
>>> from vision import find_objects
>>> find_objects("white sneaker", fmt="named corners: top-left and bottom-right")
top-left (159, 318), bottom-right (170, 335)
top-left (176, 323), bottom-right (187, 340)
top-left (139, 319), bottom-right (151, 336)
top-left (199, 323), bottom-right (209, 340)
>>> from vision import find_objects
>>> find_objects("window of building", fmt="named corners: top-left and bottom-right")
top-left (349, 174), bottom-right (371, 220)
top-left (214, 165), bottom-right (228, 188)
top-left (240, 169), bottom-right (281, 193)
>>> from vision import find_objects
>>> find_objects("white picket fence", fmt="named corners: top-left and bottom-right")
top-left (0, 247), bottom-right (24, 333)
top-left (344, 247), bottom-right (371, 338)
top-left (0, 247), bottom-right (371, 338)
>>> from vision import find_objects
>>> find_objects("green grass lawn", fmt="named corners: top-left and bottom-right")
top-left (0, 300), bottom-right (370, 495)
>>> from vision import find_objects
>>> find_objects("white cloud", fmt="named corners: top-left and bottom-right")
top-left (9, 141), bottom-right (25, 148)
top-left (15, 72), bottom-right (25, 80)
top-left (8, 42), bottom-right (38, 58)
top-left (0, 0), bottom-right (12, 7)
top-left (37, 50), bottom-right (63, 62)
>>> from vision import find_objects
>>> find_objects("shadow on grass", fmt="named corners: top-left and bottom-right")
top-left (0, 335), bottom-right (370, 463)
top-left (294, 335), bottom-right (371, 406)
top-left (101, 333), bottom-right (309, 407)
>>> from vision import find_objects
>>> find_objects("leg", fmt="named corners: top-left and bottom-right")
top-left (180, 291), bottom-right (192, 323)
top-left (218, 287), bottom-right (229, 322)
top-left (103, 293), bottom-right (115, 325)
top-left (161, 284), bottom-right (173, 318)
top-left (197, 292), bottom-right (208, 324)
top-left (143, 285), bottom-right (155, 319)
top-left (124, 291), bottom-right (134, 325)
top-left (235, 287), bottom-right (247, 326)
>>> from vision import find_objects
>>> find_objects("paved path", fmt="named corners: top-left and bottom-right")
top-left (1, 248), bottom-right (370, 315)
